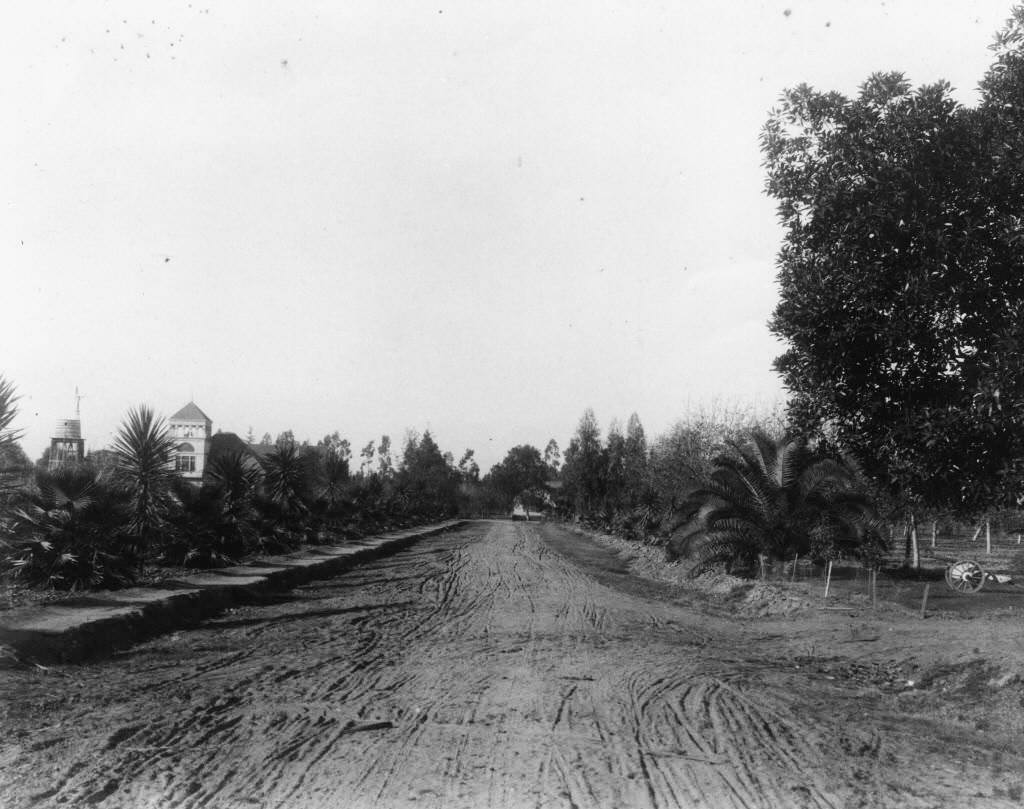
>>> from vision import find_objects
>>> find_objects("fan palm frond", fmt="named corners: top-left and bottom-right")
top-left (35, 466), bottom-right (97, 512)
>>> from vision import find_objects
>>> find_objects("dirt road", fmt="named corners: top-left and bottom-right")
top-left (2, 521), bottom-right (1021, 808)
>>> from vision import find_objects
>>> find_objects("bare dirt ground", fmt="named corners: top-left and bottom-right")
top-left (2, 520), bottom-right (1023, 808)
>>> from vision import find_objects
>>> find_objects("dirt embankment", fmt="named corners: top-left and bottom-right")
top-left (1, 520), bottom-right (1022, 808)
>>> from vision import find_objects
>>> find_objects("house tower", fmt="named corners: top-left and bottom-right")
top-left (169, 401), bottom-right (212, 481)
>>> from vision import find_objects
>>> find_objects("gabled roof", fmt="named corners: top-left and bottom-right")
top-left (170, 401), bottom-right (211, 423)
top-left (208, 432), bottom-right (253, 461)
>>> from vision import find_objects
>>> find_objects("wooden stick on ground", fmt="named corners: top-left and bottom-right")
top-left (824, 560), bottom-right (833, 601)
top-left (920, 582), bottom-right (931, 620)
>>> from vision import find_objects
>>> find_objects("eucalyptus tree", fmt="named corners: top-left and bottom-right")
top-left (561, 408), bottom-right (604, 518)
top-left (377, 435), bottom-right (393, 478)
top-left (458, 449), bottom-right (480, 483)
top-left (543, 439), bottom-right (561, 477)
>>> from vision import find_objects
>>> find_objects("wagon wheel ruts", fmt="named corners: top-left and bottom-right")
top-left (945, 560), bottom-right (985, 594)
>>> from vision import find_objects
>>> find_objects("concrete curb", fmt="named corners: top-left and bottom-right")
top-left (0, 520), bottom-right (467, 664)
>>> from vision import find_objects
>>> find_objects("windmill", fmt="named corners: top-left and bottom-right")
top-left (49, 387), bottom-right (86, 469)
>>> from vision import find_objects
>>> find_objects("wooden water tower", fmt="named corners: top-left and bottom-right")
top-left (49, 388), bottom-right (86, 469)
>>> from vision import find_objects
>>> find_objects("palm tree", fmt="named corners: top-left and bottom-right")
top-left (260, 442), bottom-right (311, 516)
top-left (671, 430), bottom-right (880, 575)
top-left (112, 405), bottom-right (179, 560)
top-left (0, 376), bottom-right (20, 447)
top-left (207, 451), bottom-right (262, 522)
top-left (0, 375), bottom-right (25, 499)
top-left (316, 451), bottom-right (350, 514)
top-left (204, 450), bottom-right (263, 552)
top-left (6, 465), bottom-right (133, 589)
top-left (163, 454), bottom-right (261, 567)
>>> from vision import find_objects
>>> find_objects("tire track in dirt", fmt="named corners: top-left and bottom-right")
top-left (3, 521), bottom-right (1022, 808)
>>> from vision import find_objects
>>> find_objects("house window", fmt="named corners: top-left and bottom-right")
top-left (177, 455), bottom-right (196, 473)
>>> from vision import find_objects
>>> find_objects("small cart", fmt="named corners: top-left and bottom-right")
top-left (945, 560), bottom-right (987, 594)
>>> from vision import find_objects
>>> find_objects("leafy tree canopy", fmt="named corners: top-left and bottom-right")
top-left (763, 12), bottom-right (1024, 516)
top-left (543, 439), bottom-right (561, 475)
top-left (487, 445), bottom-right (549, 510)
top-left (561, 408), bottom-right (604, 516)
top-left (458, 449), bottom-right (480, 482)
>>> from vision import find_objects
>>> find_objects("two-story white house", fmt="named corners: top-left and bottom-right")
top-left (169, 401), bottom-right (212, 482)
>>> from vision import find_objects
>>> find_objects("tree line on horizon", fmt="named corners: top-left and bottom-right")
top-left (6, 8), bottom-right (1024, 589)
top-left (0, 385), bottom-right (493, 590)
top-left (492, 7), bottom-right (1024, 574)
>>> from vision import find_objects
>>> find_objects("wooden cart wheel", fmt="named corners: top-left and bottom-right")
top-left (945, 560), bottom-right (985, 594)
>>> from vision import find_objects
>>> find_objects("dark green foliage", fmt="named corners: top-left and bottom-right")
top-left (0, 379), bottom-right (475, 589)
top-left (4, 466), bottom-right (135, 590)
top-left (554, 409), bottom-right (683, 538)
top-left (457, 449), bottom-right (479, 483)
top-left (112, 405), bottom-right (180, 555)
top-left (560, 409), bottom-right (605, 517)
top-left (486, 445), bottom-right (550, 513)
top-left (0, 376), bottom-right (21, 449)
top-left (621, 414), bottom-right (647, 507)
top-left (208, 452), bottom-right (263, 521)
top-left (1, 380), bottom-right (134, 589)
top-left (260, 442), bottom-right (312, 516)
top-left (162, 452), bottom-right (264, 567)
top-left (763, 16), bottom-right (1024, 516)
top-left (0, 376), bottom-right (27, 499)
top-left (0, 443), bottom-right (32, 502)
top-left (315, 451), bottom-right (350, 513)
top-left (376, 435), bottom-right (393, 478)
top-left (396, 430), bottom-right (460, 519)
top-left (543, 439), bottom-right (561, 476)
top-left (671, 431), bottom-right (882, 576)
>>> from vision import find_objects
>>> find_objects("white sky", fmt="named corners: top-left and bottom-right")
top-left (2, 0), bottom-right (1015, 471)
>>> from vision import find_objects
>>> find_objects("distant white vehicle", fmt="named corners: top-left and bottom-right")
top-left (511, 497), bottom-right (547, 521)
